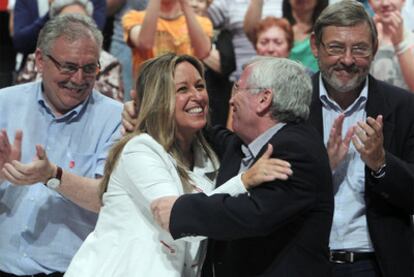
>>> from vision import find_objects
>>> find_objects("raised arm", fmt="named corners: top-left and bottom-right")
top-left (179, 0), bottom-right (212, 59)
top-left (106, 0), bottom-right (126, 16)
top-left (395, 29), bottom-right (414, 92)
top-left (126, 0), bottom-right (160, 55)
top-left (91, 0), bottom-right (107, 30)
top-left (243, 0), bottom-right (264, 43)
top-left (387, 11), bottom-right (414, 92)
top-left (375, 11), bottom-right (414, 92)
top-left (13, 0), bottom-right (50, 54)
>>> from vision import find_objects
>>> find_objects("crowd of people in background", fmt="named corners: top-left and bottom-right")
top-left (1, 0), bottom-right (414, 120)
top-left (0, 0), bottom-right (414, 276)
top-left (1, 0), bottom-right (414, 97)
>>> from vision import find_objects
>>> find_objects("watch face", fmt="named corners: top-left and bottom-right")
top-left (47, 178), bottom-right (61, 190)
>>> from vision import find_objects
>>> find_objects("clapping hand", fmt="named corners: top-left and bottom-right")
top-left (0, 129), bottom-right (23, 182)
top-left (352, 115), bottom-right (385, 172)
top-left (2, 144), bottom-right (56, 186)
top-left (327, 114), bottom-right (354, 171)
top-left (374, 10), bottom-right (404, 46)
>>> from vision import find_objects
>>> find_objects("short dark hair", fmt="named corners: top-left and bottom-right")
top-left (313, 0), bottom-right (378, 48)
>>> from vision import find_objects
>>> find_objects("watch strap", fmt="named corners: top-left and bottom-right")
top-left (44, 166), bottom-right (63, 187)
top-left (55, 166), bottom-right (63, 181)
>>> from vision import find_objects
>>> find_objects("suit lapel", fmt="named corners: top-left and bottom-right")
top-left (366, 76), bottom-right (394, 150)
top-left (309, 73), bottom-right (324, 138)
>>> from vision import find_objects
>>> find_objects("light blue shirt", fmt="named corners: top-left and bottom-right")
top-left (0, 81), bottom-right (122, 275)
top-left (319, 76), bottom-right (374, 252)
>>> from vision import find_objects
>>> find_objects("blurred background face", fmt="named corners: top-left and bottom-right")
top-left (369, 0), bottom-right (405, 19)
top-left (60, 4), bottom-right (88, 15)
top-left (256, 26), bottom-right (290, 58)
top-left (161, 0), bottom-right (179, 7)
top-left (289, 0), bottom-right (317, 13)
top-left (189, 0), bottom-right (209, 16)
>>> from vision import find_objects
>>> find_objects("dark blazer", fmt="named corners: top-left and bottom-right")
top-left (309, 74), bottom-right (414, 277)
top-left (170, 122), bottom-right (334, 277)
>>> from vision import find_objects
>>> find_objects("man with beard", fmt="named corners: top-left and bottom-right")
top-left (308, 1), bottom-right (414, 277)
top-left (0, 14), bottom-right (122, 276)
top-left (122, 3), bottom-right (414, 276)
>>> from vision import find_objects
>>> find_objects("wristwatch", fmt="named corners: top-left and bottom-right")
top-left (45, 166), bottom-right (63, 190)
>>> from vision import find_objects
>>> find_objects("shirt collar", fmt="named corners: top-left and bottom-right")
top-left (36, 81), bottom-right (93, 121)
top-left (241, 122), bottom-right (286, 160)
top-left (319, 75), bottom-right (368, 116)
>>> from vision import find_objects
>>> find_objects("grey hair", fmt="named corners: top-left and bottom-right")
top-left (37, 13), bottom-right (103, 55)
top-left (49, 0), bottom-right (94, 18)
top-left (246, 57), bottom-right (312, 123)
top-left (313, 0), bottom-right (378, 48)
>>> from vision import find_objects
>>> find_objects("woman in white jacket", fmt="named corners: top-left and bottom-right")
top-left (65, 53), bottom-right (290, 277)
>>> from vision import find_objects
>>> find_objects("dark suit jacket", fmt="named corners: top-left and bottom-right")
top-left (309, 74), bottom-right (414, 277)
top-left (170, 122), bottom-right (334, 276)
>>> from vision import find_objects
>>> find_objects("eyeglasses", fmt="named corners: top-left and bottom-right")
top-left (47, 54), bottom-right (101, 76)
top-left (232, 82), bottom-right (267, 95)
top-left (320, 41), bottom-right (372, 58)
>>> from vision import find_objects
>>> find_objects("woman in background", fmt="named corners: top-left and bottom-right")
top-left (250, 16), bottom-right (293, 58)
top-left (122, 0), bottom-right (212, 80)
top-left (244, 0), bottom-right (327, 72)
top-left (369, 0), bottom-right (414, 91)
top-left (281, 0), bottom-right (327, 72)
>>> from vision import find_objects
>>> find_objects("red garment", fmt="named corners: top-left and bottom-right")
top-left (0, 0), bottom-right (8, 11)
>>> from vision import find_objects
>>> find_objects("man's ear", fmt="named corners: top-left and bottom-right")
top-left (310, 33), bottom-right (319, 59)
top-left (34, 48), bottom-right (44, 74)
top-left (257, 89), bottom-right (273, 114)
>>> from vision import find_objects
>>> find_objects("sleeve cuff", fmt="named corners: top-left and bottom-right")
top-left (206, 173), bottom-right (247, 196)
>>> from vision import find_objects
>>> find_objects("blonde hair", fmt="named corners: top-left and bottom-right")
top-left (100, 53), bottom-right (217, 197)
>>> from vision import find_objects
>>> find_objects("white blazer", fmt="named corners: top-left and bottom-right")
top-left (65, 134), bottom-right (245, 277)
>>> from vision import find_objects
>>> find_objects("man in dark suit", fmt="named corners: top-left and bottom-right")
top-left (308, 1), bottom-right (414, 277)
top-left (151, 57), bottom-right (334, 276)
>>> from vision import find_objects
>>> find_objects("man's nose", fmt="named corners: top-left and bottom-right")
top-left (229, 94), bottom-right (235, 105)
top-left (70, 68), bottom-right (85, 83)
top-left (340, 48), bottom-right (355, 65)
